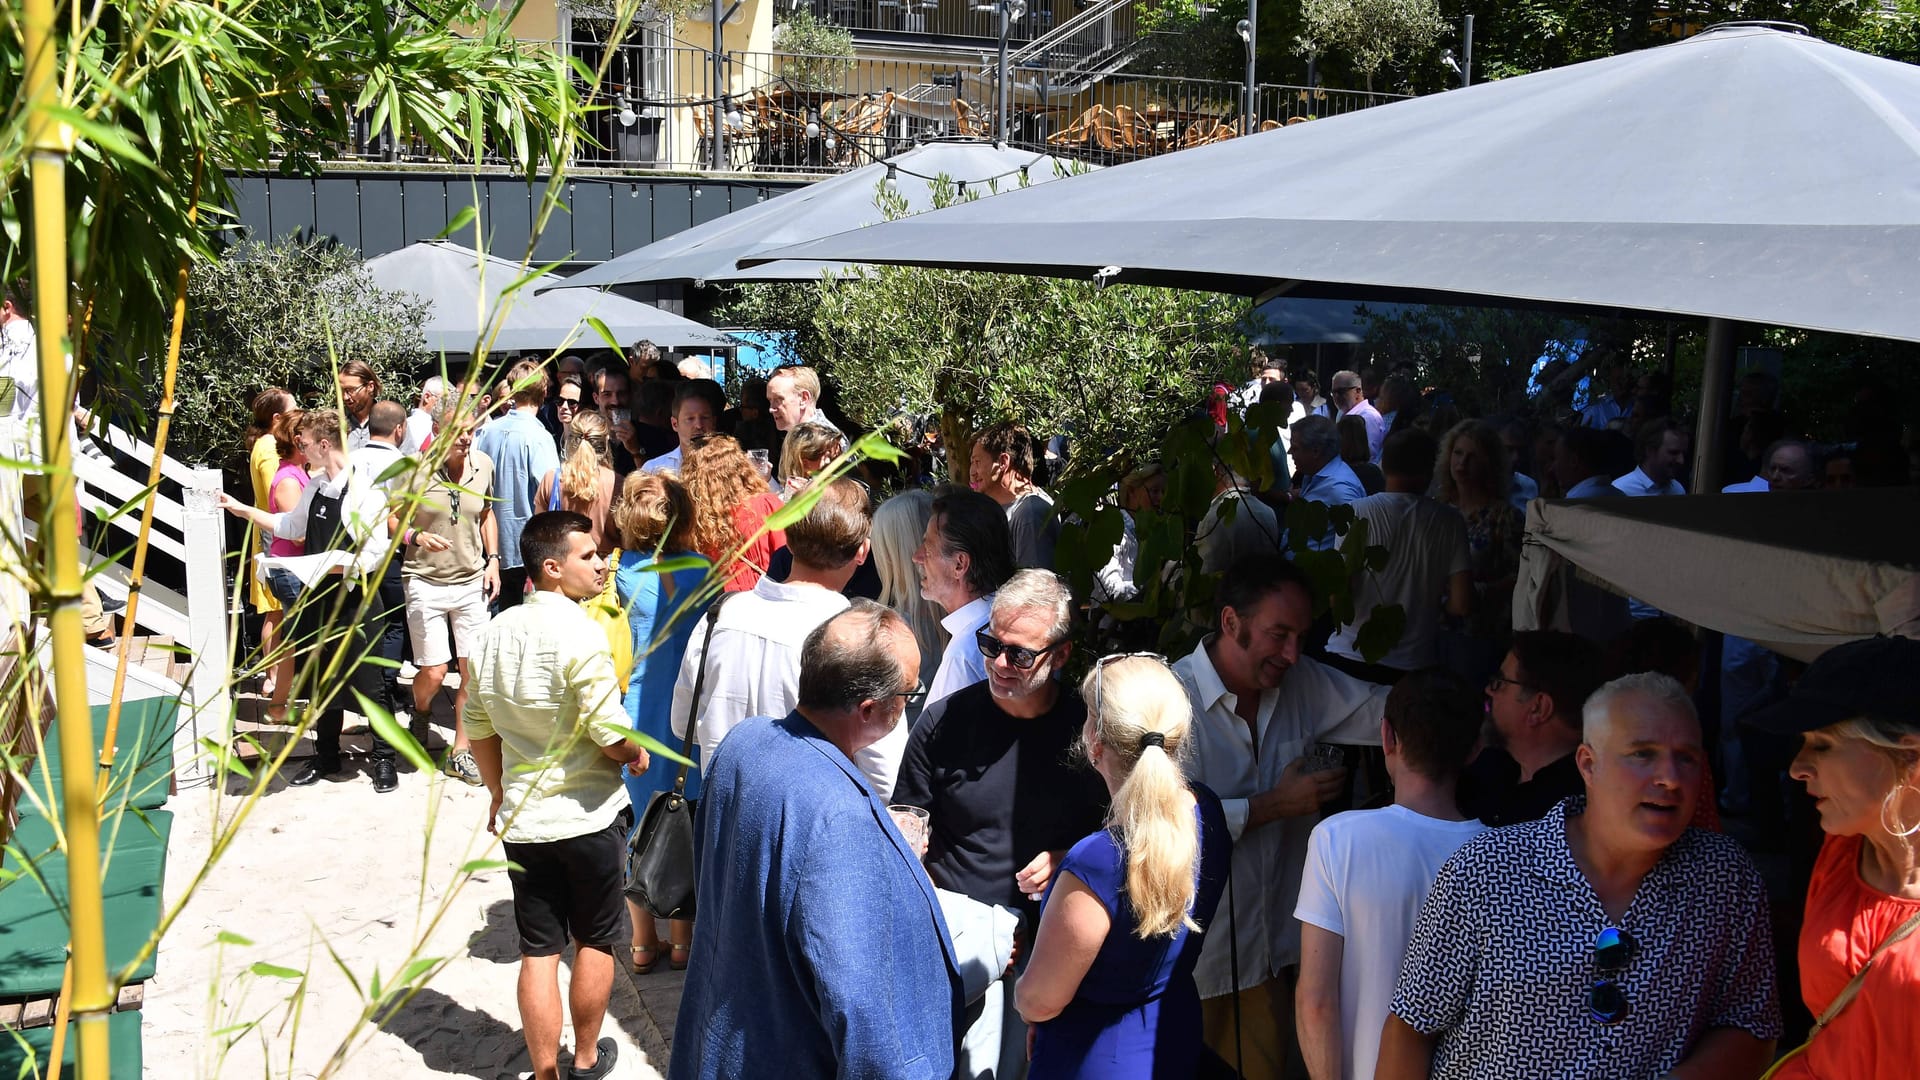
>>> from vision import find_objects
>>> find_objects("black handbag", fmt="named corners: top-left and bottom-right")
top-left (625, 594), bottom-right (729, 920)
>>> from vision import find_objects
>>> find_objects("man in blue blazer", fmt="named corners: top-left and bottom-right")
top-left (671, 600), bottom-right (962, 1080)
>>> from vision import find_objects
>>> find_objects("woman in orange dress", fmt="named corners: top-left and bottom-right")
top-left (1752, 636), bottom-right (1920, 1079)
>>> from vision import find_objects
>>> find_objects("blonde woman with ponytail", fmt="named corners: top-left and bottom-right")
top-left (1017, 654), bottom-right (1233, 1079)
top-left (536, 409), bottom-right (618, 552)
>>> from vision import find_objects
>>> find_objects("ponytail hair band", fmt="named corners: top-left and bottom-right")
top-left (1137, 730), bottom-right (1166, 753)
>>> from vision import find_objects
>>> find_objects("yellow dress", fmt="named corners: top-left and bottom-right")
top-left (248, 433), bottom-right (281, 613)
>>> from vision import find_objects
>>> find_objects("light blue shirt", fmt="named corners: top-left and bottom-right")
top-left (641, 445), bottom-right (683, 475)
top-left (1296, 457), bottom-right (1368, 551)
top-left (474, 409), bottom-right (560, 570)
top-left (1565, 475), bottom-right (1625, 499)
top-left (1580, 397), bottom-right (1632, 430)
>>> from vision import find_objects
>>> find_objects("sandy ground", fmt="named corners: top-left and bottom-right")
top-left (143, 691), bottom-right (686, 1080)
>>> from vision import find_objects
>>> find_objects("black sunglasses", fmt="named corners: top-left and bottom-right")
top-left (894, 683), bottom-right (927, 706)
top-left (1588, 926), bottom-right (1634, 1025)
top-left (975, 630), bottom-right (1064, 671)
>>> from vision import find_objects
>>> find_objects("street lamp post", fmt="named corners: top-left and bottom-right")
top-left (1238, 0), bottom-right (1258, 132)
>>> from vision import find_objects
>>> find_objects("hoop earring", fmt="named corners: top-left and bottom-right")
top-left (1881, 782), bottom-right (1920, 839)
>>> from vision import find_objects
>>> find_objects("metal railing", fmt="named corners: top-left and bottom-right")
top-left (793, 0), bottom-right (1079, 42)
top-left (302, 38), bottom-right (1406, 175)
top-left (989, 0), bottom-right (1143, 81)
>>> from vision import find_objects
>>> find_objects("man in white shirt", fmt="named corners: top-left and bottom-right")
top-left (1, 283), bottom-right (37, 427)
top-left (672, 479), bottom-right (896, 789)
top-left (1328, 370), bottom-right (1385, 462)
top-left (969, 420), bottom-right (1059, 570)
top-left (1614, 419), bottom-right (1690, 497)
top-left (405, 377), bottom-right (444, 453)
top-left (1325, 429), bottom-right (1471, 676)
top-left (914, 487), bottom-right (1015, 708)
top-left (1196, 463), bottom-right (1281, 576)
top-left (1173, 557), bottom-right (1389, 1080)
top-left (641, 379), bottom-right (724, 476)
top-left (1295, 670), bottom-right (1488, 1080)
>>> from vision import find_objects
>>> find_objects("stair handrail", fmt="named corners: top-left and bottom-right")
top-left (986, 0), bottom-right (1141, 79)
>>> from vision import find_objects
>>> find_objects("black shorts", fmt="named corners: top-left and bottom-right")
top-left (503, 819), bottom-right (631, 957)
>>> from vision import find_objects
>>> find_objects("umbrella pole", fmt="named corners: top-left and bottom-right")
top-left (1693, 317), bottom-right (1736, 493)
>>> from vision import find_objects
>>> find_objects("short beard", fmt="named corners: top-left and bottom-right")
top-left (1480, 712), bottom-right (1507, 751)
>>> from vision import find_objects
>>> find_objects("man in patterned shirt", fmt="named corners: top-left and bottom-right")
top-left (1377, 672), bottom-right (1780, 1080)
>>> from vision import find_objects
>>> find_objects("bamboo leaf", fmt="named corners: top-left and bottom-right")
top-left (435, 206), bottom-right (477, 241)
top-left (583, 315), bottom-right (622, 354)
top-left (458, 859), bottom-right (524, 875)
top-left (353, 690), bottom-right (434, 773)
top-left (596, 722), bottom-right (694, 768)
top-left (250, 962), bottom-right (304, 980)
top-left (216, 930), bottom-right (255, 947)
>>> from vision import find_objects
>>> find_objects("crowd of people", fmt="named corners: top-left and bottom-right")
top-left (211, 341), bottom-right (1917, 1080)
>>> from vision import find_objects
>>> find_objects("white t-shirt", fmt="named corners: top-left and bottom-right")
top-left (1294, 805), bottom-right (1488, 1080)
top-left (1325, 493), bottom-right (1469, 670)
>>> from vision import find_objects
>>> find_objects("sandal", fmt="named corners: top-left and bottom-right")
top-left (669, 942), bottom-right (691, 971)
top-left (630, 944), bottom-right (660, 975)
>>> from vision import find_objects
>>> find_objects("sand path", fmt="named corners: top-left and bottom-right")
top-left (143, 710), bottom-right (685, 1080)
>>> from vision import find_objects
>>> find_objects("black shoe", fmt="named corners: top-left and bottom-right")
top-left (569, 1038), bottom-right (618, 1080)
top-left (372, 759), bottom-right (398, 793)
top-left (288, 758), bottom-right (340, 786)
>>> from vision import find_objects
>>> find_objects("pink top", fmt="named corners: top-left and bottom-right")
top-left (266, 462), bottom-right (310, 558)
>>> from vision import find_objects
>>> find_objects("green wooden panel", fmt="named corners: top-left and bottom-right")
top-left (0, 1006), bottom-right (143, 1079)
top-left (0, 811), bottom-right (173, 996)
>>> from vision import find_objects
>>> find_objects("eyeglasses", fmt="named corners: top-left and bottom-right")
top-left (976, 630), bottom-right (1064, 671)
top-left (894, 683), bottom-right (927, 706)
top-left (340, 381), bottom-right (370, 397)
top-left (1588, 926), bottom-right (1634, 1025)
top-left (1486, 670), bottom-right (1538, 695)
top-left (1331, 384), bottom-right (1361, 395)
top-left (1092, 651), bottom-right (1168, 718)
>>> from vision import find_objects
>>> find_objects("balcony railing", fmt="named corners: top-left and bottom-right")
top-left (320, 40), bottom-right (1407, 175)
top-left (794, 0), bottom-right (1080, 43)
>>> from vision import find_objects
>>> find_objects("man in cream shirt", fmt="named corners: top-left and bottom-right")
top-left (1172, 556), bottom-right (1388, 1080)
top-left (465, 510), bottom-right (648, 1080)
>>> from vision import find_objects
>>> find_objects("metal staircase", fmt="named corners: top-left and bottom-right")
top-left (982, 0), bottom-right (1148, 90)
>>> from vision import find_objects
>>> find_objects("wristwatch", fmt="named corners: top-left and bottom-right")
top-left (485, 553), bottom-right (502, 562)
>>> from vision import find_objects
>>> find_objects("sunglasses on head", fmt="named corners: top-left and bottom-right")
top-left (975, 630), bottom-right (1063, 671)
top-left (1091, 651), bottom-right (1168, 718)
top-left (1589, 926), bottom-right (1635, 1025)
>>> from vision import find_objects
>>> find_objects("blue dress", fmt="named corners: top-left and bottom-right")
top-left (1029, 784), bottom-right (1232, 1079)
top-left (616, 549), bottom-right (713, 810)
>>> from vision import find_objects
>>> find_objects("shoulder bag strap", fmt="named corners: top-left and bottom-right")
top-left (1810, 907), bottom-right (1920, 1035)
top-left (673, 592), bottom-right (732, 797)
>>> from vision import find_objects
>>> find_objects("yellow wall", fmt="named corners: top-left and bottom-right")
top-left (510, 0), bottom-right (562, 40)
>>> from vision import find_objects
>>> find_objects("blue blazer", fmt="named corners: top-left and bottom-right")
top-left (670, 712), bottom-right (962, 1080)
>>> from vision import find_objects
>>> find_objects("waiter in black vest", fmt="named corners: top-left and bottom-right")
top-left (223, 406), bottom-right (435, 792)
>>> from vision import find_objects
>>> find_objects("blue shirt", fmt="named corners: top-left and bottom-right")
top-left (1295, 458), bottom-right (1369, 550)
top-left (474, 409), bottom-right (560, 570)
top-left (616, 550), bottom-right (712, 804)
top-left (671, 712), bottom-right (962, 1080)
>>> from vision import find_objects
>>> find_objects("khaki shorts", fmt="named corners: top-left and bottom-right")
top-left (404, 575), bottom-right (487, 668)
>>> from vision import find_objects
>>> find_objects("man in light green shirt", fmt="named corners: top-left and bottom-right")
top-left (465, 510), bottom-right (648, 1080)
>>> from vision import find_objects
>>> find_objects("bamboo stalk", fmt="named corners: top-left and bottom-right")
top-left (96, 150), bottom-right (202, 796)
top-left (24, 0), bottom-right (113, 1074)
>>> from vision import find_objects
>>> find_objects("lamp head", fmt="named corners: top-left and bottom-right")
top-left (1236, 17), bottom-right (1251, 42)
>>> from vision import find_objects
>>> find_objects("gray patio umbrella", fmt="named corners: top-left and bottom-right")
top-left (548, 140), bottom-right (1092, 289)
top-left (363, 240), bottom-right (739, 352)
top-left (745, 25), bottom-right (1920, 345)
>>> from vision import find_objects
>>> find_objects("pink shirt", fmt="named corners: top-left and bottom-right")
top-left (266, 462), bottom-right (310, 558)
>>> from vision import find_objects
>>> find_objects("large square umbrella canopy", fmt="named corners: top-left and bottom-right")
top-left (548, 140), bottom-right (1091, 289)
top-left (748, 25), bottom-right (1920, 343)
top-left (363, 240), bottom-right (740, 352)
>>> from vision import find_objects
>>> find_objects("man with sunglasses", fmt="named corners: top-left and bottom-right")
top-left (1458, 630), bottom-right (1605, 826)
top-left (1379, 673), bottom-right (1780, 1080)
top-left (894, 570), bottom-right (1108, 1079)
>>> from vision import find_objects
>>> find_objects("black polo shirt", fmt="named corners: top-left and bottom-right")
top-left (1457, 747), bottom-right (1583, 827)
top-left (893, 682), bottom-right (1109, 917)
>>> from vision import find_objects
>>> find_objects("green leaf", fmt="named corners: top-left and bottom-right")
top-left (1353, 604), bottom-right (1409, 664)
top-left (197, 737), bottom-right (253, 780)
top-left (216, 930), bottom-right (255, 947)
top-left (596, 722), bottom-right (694, 768)
top-left (641, 555), bottom-right (712, 575)
top-left (435, 206), bottom-right (478, 240)
top-left (353, 691), bottom-right (434, 773)
top-left (584, 315), bottom-right (623, 354)
top-left (458, 859), bottom-right (525, 875)
top-left (250, 962), bottom-right (305, 980)
top-left (397, 957), bottom-right (442, 987)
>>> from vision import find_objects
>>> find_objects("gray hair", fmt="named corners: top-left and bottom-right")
top-left (1290, 414), bottom-right (1340, 461)
top-left (1582, 672), bottom-right (1696, 745)
top-left (420, 376), bottom-right (447, 402)
top-left (797, 600), bottom-right (912, 712)
top-left (428, 389), bottom-right (464, 430)
top-left (991, 568), bottom-right (1074, 643)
